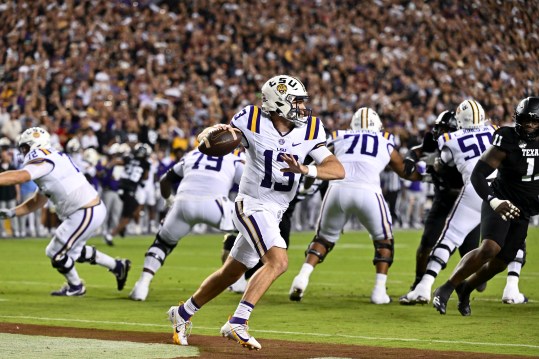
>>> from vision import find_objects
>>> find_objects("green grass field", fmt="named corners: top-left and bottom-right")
top-left (0, 228), bottom-right (537, 356)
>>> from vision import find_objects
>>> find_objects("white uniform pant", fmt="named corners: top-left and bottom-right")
top-left (434, 182), bottom-right (482, 250)
top-left (316, 184), bottom-right (393, 243)
top-left (45, 201), bottom-right (106, 261)
top-left (159, 195), bottom-right (235, 245)
top-left (231, 197), bottom-right (286, 269)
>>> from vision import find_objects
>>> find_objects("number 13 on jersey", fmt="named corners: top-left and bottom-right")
top-left (260, 150), bottom-right (298, 192)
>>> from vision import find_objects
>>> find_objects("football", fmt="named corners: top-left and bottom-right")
top-left (198, 127), bottom-right (242, 156)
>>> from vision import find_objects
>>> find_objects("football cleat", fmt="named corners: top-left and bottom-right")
top-left (111, 259), bottom-right (131, 291)
top-left (289, 275), bottom-right (309, 302)
top-left (371, 286), bottom-right (391, 304)
top-left (129, 280), bottom-right (149, 301)
top-left (167, 305), bottom-right (192, 346)
top-left (220, 318), bottom-right (261, 351)
top-left (400, 283), bottom-right (430, 305)
top-left (502, 286), bottom-right (529, 304)
top-left (51, 283), bottom-right (86, 297)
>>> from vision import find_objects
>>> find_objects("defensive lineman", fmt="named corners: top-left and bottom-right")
top-left (0, 127), bottom-right (130, 296)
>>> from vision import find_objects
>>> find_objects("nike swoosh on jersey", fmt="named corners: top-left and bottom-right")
top-left (292, 143), bottom-right (301, 146)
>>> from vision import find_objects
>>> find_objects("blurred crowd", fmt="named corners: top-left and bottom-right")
top-left (0, 0), bottom-right (538, 236)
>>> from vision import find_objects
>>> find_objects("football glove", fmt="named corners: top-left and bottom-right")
top-left (0, 208), bottom-right (15, 219)
top-left (489, 197), bottom-right (520, 221)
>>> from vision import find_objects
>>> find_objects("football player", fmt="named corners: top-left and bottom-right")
top-left (103, 143), bottom-right (151, 245)
top-left (402, 99), bottom-right (526, 306)
top-left (129, 148), bottom-right (245, 301)
top-left (399, 110), bottom-right (482, 304)
top-left (288, 107), bottom-right (422, 304)
top-left (167, 75), bottom-right (345, 350)
top-left (0, 127), bottom-right (130, 296)
top-left (432, 97), bottom-right (539, 315)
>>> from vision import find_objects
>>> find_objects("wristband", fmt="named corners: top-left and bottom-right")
top-left (306, 165), bottom-right (318, 178)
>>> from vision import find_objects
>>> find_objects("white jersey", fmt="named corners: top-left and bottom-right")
top-left (438, 125), bottom-right (498, 184)
top-left (22, 147), bottom-right (98, 220)
top-left (230, 105), bottom-right (330, 212)
top-left (329, 129), bottom-right (395, 192)
top-left (173, 148), bottom-right (244, 197)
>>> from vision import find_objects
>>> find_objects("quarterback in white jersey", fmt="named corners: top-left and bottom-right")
top-left (167, 75), bottom-right (344, 350)
top-left (129, 148), bottom-right (244, 301)
top-left (0, 127), bottom-right (130, 297)
top-left (289, 107), bottom-right (422, 305)
top-left (403, 99), bottom-right (497, 304)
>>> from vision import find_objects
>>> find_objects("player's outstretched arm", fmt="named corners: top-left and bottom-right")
top-left (389, 149), bottom-right (422, 181)
top-left (280, 154), bottom-right (345, 180)
top-left (0, 169), bottom-right (31, 186)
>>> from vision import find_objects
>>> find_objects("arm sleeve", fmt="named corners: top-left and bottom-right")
top-left (24, 161), bottom-right (54, 180)
top-left (470, 160), bottom-right (496, 201)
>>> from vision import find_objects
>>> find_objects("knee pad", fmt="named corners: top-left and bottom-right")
top-left (223, 232), bottom-right (238, 251)
top-left (373, 238), bottom-right (394, 267)
top-left (305, 235), bottom-right (335, 263)
top-left (429, 243), bottom-right (455, 270)
top-left (51, 255), bottom-right (74, 274)
top-left (77, 246), bottom-right (97, 265)
top-left (145, 233), bottom-right (177, 265)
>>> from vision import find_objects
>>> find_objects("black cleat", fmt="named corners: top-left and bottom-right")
top-left (432, 285), bottom-right (452, 315)
top-left (456, 282), bottom-right (471, 316)
top-left (111, 259), bottom-right (131, 291)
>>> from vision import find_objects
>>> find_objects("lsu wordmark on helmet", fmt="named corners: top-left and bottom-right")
top-left (261, 75), bottom-right (311, 127)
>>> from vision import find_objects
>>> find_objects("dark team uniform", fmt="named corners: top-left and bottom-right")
top-left (119, 156), bottom-right (150, 217)
top-left (482, 126), bottom-right (539, 262)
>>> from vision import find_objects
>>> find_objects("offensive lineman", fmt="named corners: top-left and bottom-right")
top-left (399, 110), bottom-right (482, 303)
top-left (288, 107), bottom-right (422, 304)
top-left (432, 97), bottom-right (539, 315)
top-left (129, 148), bottom-right (244, 301)
top-left (0, 127), bottom-right (130, 296)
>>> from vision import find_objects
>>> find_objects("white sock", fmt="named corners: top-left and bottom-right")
top-left (231, 300), bottom-right (254, 324)
top-left (421, 274), bottom-right (435, 288)
top-left (94, 250), bottom-right (117, 270)
top-left (64, 264), bottom-right (82, 286)
top-left (298, 263), bottom-right (314, 278)
top-left (139, 271), bottom-right (153, 284)
top-left (506, 275), bottom-right (519, 287)
top-left (375, 273), bottom-right (387, 288)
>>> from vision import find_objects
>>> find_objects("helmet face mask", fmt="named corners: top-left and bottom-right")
top-left (261, 75), bottom-right (311, 126)
top-left (455, 100), bottom-right (486, 130)
top-left (432, 110), bottom-right (457, 139)
top-left (18, 127), bottom-right (51, 155)
top-left (514, 97), bottom-right (539, 141)
top-left (133, 143), bottom-right (152, 159)
top-left (350, 107), bottom-right (383, 131)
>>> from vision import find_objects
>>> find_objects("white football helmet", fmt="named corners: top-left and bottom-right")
top-left (261, 75), bottom-right (311, 126)
top-left (83, 148), bottom-right (100, 166)
top-left (108, 143), bottom-right (121, 155)
top-left (66, 138), bottom-right (81, 153)
top-left (350, 107), bottom-right (383, 131)
top-left (455, 100), bottom-right (486, 129)
top-left (18, 127), bottom-right (51, 154)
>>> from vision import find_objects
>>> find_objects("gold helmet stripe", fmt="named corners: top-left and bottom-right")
top-left (467, 100), bottom-right (479, 125)
top-left (362, 108), bottom-right (368, 129)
